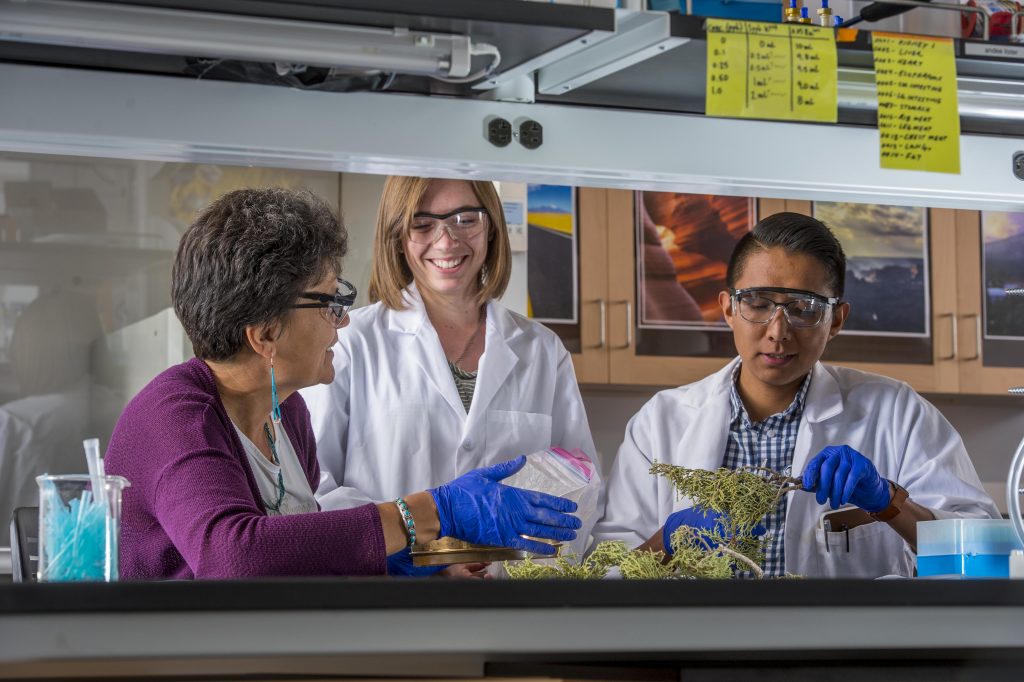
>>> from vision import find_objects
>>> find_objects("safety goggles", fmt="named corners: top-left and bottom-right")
top-left (730, 287), bottom-right (840, 329)
top-left (292, 278), bottom-right (357, 328)
top-left (408, 208), bottom-right (489, 244)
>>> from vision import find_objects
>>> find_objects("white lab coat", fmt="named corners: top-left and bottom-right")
top-left (0, 382), bottom-right (99, 547)
top-left (591, 357), bottom-right (999, 578)
top-left (301, 285), bottom-right (599, 555)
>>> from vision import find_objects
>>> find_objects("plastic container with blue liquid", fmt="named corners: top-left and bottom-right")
top-left (917, 519), bottom-right (1024, 579)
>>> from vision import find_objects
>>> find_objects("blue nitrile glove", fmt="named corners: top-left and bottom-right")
top-left (662, 507), bottom-right (766, 556)
top-left (430, 455), bottom-right (581, 556)
top-left (801, 445), bottom-right (891, 512)
top-left (386, 547), bottom-right (446, 577)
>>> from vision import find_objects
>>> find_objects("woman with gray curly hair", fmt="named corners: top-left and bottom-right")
top-left (105, 188), bottom-right (580, 579)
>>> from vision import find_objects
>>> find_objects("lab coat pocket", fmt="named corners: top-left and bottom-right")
top-left (484, 410), bottom-right (553, 461)
top-left (814, 520), bottom-right (914, 578)
top-left (350, 404), bottom-right (433, 498)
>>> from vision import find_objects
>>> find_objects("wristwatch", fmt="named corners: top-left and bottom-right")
top-left (869, 480), bottom-right (909, 522)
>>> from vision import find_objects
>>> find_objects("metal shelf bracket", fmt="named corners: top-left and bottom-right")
top-left (536, 10), bottom-right (689, 96)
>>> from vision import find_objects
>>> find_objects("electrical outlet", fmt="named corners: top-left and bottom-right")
top-left (1014, 151), bottom-right (1024, 181)
top-left (518, 119), bottom-right (543, 150)
top-left (486, 117), bottom-right (512, 148)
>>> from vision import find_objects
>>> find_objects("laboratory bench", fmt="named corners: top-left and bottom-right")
top-left (2, 578), bottom-right (1024, 680)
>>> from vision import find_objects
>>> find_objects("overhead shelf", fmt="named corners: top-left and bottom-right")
top-left (533, 14), bottom-right (1024, 137)
top-left (0, 0), bottom-right (615, 97)
top-left (4, 0), bottom-right (1019, 135)
top-left (0, 1), bottom-right (1021, 209)
top-left (1, 2), bottom-right (1021, 136)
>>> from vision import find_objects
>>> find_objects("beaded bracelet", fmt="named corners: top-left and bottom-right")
top-left (394, 497), bottom-right (417, 546)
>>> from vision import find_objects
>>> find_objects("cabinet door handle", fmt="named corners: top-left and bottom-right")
top-left (587, 299), bottom-right (606, 349)
top-left (613, 299), bottom-right (633, 350)
top-left (938, 312), bottom-right (956, 361)
top-left (961, 313), bottom-right (982, 361)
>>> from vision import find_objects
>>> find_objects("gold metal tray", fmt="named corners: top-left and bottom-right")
top-left (409, 537), bottom-right (560, 567)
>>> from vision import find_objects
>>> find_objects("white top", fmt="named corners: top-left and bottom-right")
top-left (592, 357), bottom-right (1000, 578)
top-left (301, 283), bottom-right (600, 556)
top-left (233, 421), bottom-right (318, 517)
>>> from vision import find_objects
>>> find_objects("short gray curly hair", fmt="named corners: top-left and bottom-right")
top-left (172, 188), bottom-right (348, 361)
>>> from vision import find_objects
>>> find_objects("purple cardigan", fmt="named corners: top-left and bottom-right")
top-left (105, 358), bottom-right (385, 579)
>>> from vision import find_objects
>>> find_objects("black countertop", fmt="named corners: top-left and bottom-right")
top-left (5, 576), bottom-right (1024, 613)
top-left (4, 579), bottom-right (1024, 680)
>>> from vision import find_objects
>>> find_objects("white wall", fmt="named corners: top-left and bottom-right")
top-left (926, 395), bottom-right (1024, 512)
top-left (339, 173), bottom-right (384, 311)
top-left (581, 384), bottom-right (1024, 514)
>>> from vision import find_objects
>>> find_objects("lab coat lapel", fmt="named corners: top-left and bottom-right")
top-left (466, 302), bottom-right (519, 422)
top-left (387, 286), bottom-right (466, 420)
top-left (785, 362), bottom-right (845, 575)
top-left (790, 362), bottom-right (844, 478)
top-left (687, 358), bottom-right (741, 472)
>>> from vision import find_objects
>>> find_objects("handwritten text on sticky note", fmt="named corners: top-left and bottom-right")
top-left (873, 32), bottom-right (960, 174)
top-left (706, 19), bottom-right (837, 123)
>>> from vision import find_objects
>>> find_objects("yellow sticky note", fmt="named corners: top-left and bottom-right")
top-left (873, 32), bottom-right (960, 174)
top-left (789, 24), bottom-right (838, 123)
top-left (705, 19), bottom-right (750, 117)
top-left (742, 22), bottom-right (793, 120)
top-left (705, 19), bottom-right (837, 123)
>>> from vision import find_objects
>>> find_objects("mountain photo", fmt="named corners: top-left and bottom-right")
top-left (527, 184), bottom-right (576, 323)
top-left (982, 212), bottom-right (1024, 339)
top-left (815, 202), bottom-right (929, 337)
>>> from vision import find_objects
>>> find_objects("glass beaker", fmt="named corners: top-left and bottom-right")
top-left (36, 474), bottom-right (130, 582)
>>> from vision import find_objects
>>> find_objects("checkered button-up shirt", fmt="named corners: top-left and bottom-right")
top-left (722, 364), bottom-right (811, 578)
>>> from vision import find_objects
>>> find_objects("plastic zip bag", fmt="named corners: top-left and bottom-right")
top-left (502, 446), bottom-right (600, 556)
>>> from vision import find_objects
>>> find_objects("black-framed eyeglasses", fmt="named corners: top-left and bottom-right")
top-left (292, 278), bottom-right (357, 328)
top-left (730, 287), bottom-right (840, 329)
top-left (409, 207), bottom-right (489, 244)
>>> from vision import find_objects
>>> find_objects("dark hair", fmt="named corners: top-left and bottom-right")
top-left (172, 188), bottom-right (347, 361)
top-left (726, 212), bottom-right (846, 298)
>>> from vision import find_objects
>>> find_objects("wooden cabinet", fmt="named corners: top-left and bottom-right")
top-left (953, 210), bottom-right (1024, 395)
top-left (569, 187), bottom-right (611, 384)
top-left (570, 188), bottom-right (776, 387)
top-left (565, 189), bottom-right (1019, 396)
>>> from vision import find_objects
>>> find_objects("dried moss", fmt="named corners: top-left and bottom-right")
top-left (506, 464), bottom-right (801, 580)
top-left (648, 463), bottom-right (800, 533)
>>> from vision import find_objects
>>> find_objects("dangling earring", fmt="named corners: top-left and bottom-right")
top-left (270, 353), bottom-right (282, 425)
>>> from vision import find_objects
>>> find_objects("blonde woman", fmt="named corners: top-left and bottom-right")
top-left (303, 177), bottom-right (598, 576)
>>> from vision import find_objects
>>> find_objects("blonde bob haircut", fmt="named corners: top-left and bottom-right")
top-left (369, 176), bottom-right (512, 310)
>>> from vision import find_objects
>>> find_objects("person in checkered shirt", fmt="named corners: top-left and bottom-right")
top-left (592, 212), bottom-right (997, 578)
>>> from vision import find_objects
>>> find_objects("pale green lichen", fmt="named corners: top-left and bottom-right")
top-left (506, 464), bottom-right (801, 580)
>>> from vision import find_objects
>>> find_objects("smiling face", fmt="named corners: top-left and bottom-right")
top-left (274, 268), bottom-right (348, 390)
top-left (719, 246), bottom-right (848, 396)
top-left (403, 179), bottom-right (489, 303)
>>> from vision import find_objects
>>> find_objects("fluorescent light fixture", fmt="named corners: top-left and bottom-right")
top-left (836, 67), bottom-right (1024, 122)
top-left (0, 0), bottom-right (487, 78)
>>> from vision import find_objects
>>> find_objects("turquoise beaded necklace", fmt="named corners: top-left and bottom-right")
top-left (261, 421), bottom-right (286, 514)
